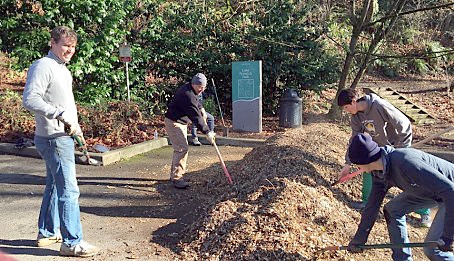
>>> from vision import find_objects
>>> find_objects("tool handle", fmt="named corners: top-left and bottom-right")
top-left (321, 241), bottom-right (440, 252)
top-left (359, 241), bottom-right (440, 249)
top-left (332, 169), bottom-right (363, 186)
top-left (73, 135), bottom-right (85, 147)
top-left (72, 135), bottom-right (89, 157)
top-left (211, 78), bottom-right (226, 127)
top-left (213, 142), bottom-right (233, 184)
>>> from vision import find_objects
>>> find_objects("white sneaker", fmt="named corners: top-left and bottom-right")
top-left (192, 137), bottom-right (201, 146)
top-left (36, 234), bottom-right (62, 247)
top-left (60, 240), bottom-right (100, 257)
top-left (420, 214), bottom-right (432, 228)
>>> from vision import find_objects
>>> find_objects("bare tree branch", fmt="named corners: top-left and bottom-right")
top-left (366, 49), bottom-right (454, 60)
top-left (350, 0), bottom-right (408, 89)
top-left (365, 2), bottom-right (454, 28)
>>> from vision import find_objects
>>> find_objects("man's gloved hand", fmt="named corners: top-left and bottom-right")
top-left (207, 131), bottom-right (216, 145)
top-left (439, 237), bottom-right (453, 252)
top-left (56, 112), bottom-right (76, 136)
top-left (347, 241), bottom-right (364, 253)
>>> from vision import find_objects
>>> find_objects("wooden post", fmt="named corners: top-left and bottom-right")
top-left (413, 126), bottom-right (454, 148)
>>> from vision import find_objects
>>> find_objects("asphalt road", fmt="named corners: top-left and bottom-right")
top-left (0, 144), bottom-right (253, 261)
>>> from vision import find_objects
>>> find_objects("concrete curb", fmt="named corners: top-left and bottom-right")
top-left (2, 137), bottom-right (452, 166)
top-left (0, 136), bottom-right (266, 166)
top-left (193, 135), bottom-right (266, 147)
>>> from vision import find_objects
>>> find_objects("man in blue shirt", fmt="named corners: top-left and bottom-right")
top-left (346, 133), bottom-right (454, 260)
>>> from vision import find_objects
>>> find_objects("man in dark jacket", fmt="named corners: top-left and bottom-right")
top-left (164, 73), bottom-right (216, 189)
top-left (347, 133), bottom-right (453, 261)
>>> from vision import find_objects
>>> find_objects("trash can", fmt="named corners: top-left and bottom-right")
top-left (279, 88), bottom-right (302, 128)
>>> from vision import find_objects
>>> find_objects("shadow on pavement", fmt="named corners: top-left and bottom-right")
top-left (0, 239), bottom-right (58, 257)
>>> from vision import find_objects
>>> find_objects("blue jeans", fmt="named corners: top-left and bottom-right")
top-left (34, 136), bottom-right (83, 247)
top-left (191, 112), bottom-right (214, 138)
top-left (384, 193), bottom-right (453, 261)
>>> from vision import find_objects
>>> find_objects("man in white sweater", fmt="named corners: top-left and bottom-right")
top-left (22, 26), bottom-right (99, 257)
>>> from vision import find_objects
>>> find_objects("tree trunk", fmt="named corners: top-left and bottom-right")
top-left (350, 0), bottom-right (407, 89)
top-left (328, 0), bottom-right (373, 119)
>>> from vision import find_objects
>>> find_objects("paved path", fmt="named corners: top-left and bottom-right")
top-left (0, 145), bottom-right (252, 261)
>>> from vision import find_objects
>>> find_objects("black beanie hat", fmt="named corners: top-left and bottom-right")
top-left (348, 133), bottom-right (381, 165)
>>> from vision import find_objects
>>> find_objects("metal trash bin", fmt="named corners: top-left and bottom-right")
top-left (279, 88), bottom-right (302, 128)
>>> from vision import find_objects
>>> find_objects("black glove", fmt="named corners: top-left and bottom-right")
top-left (56, 112), bottom-right (76, 136)
top-left (439, 237), bottom-right (453, 252)
top-left (347, 241), bottom-right (364, 253)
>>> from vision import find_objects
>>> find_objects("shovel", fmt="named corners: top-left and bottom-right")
top-left (73, 135), bottom-right (102, 166)
top-left (319, 241), bottom-right (440, 252)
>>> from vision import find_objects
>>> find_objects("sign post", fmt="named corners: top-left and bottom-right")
top-left (119, 43), bottom-right (132, 102)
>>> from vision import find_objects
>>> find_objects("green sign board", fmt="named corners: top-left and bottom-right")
top-left (231, 61), bottom-right (262, 133)
top-left (232, 61), bottom-right (261, 101)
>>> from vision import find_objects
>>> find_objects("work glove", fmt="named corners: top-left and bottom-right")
top-left (439, 237), bottom-right (454, 252)
top-left (347, 241), bottom-right (364, 253)
top-left (56, 112), bottom-right (76, 136)
top-left (207, 131), bottom-right (216, 145)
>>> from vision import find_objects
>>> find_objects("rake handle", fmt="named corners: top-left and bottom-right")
top-left (213, 141), bottom-right (233, 184)
top-left (322, 241), bottom-right (440, 252)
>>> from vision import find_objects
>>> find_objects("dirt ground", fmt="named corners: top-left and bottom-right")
top-left (0, 145), bottom-right (253, 261)
top-left (1, 72), bottom-right (453, 260)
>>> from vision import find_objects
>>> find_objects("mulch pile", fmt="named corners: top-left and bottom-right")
top-left (175, 122), bottom-right (429, 260)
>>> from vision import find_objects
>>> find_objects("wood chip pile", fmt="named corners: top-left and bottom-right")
top-left (177, 122), bottom-right (430, 260)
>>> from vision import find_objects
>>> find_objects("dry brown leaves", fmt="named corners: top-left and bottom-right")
top-left (171, 82), bottom-right (453, 260)
top-left (175, 122), bottom-right (431, 260)
top-left (77, 102), bottom-right (165, 150)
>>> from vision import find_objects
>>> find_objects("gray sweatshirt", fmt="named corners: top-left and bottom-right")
top-left (345, 94), bottom-right (412, 164)
top-left (23, 51), bottom-right (81, 138)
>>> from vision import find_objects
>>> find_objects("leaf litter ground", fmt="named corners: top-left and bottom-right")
top-left (163, 122), bottom-right (433, 261)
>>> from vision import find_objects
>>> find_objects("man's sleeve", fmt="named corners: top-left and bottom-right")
top-left (22, 61), bottom-right (61, 119)
top-left (352, 176), bottom-right (388, 243)
top-left (345, 117), bottom-right (363, 164)
top-left (186, 94), bottom-right (210, 134)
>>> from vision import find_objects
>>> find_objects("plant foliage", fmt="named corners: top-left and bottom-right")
top-left (0, 0), bottom-right (341, 115)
